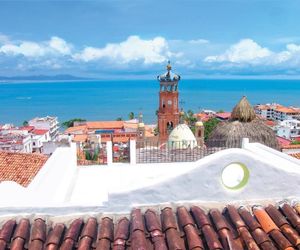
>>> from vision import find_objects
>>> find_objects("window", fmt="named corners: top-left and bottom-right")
top-left (221, 163), bottom-right (249, 190)
top-left (167, 100), bottom-right (172, 106)
top-left (198, 130), bottom-right (202, 137)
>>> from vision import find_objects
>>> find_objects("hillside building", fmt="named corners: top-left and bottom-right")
top-left (29, 116), bottom-right (59, 139)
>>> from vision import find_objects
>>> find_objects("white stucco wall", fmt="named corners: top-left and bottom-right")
top-left (27, 143), bottom-right (77, 205)
top-left (0, 141), bottom-right (300, 215)
top-left (104, 147), bottom-right (300, 212)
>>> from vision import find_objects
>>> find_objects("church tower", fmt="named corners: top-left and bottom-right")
top-left (157, 61), bottom-right (181, 142)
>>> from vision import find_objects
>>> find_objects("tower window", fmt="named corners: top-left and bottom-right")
top-left (167, 121), bottom-right (174, 133)
top-left (168, 100), bottom-right (172, 106)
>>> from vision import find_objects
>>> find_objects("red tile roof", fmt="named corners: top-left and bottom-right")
top-left (0, 151), bottom-right (48, 187)
top-left (265, 120), bottom-right (276, 127)
top-left (275, 107), bottom-right (299, 114)
top-left (282, 144), bottom-right (300, 149)
top-left (19, 126), bottom-right (35, 132)
top-left (215, 112), bottom-right (231, 120)
top-left (86, 121), bottom-right (124, 130)
top-left (65, 125), bottom-right (87, 134)
top-left (1, 203), bottom-right (300, 249)
top-left (277, 136), bottom-right (292, 147)
top-left (290, 153), bottom-right (300, 160)
top-left (32, 129), bottom-right (48, 135)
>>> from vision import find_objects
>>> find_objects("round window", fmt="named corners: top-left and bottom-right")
top-left (221, 162), bottom-right (249, 190)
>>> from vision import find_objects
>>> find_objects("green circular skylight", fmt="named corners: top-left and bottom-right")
top-left (221, 162), bottom-right (249, 190)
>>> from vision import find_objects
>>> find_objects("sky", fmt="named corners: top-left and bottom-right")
top-left (1, 0), bottom-right (300, 78)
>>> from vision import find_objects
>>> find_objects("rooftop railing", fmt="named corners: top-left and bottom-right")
top-left (76, 139), bottom-right (240, 165)
top-left (136, 139), bottom-right (230, 163)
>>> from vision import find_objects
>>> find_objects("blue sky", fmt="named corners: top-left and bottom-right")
top-left (1, 0), bottom-right (300, 78)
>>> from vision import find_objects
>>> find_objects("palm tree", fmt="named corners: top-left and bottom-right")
top-left (128, 112), bottom-right (134, 120)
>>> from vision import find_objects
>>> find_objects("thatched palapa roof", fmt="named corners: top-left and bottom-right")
top-left (206, 96), bottom-right (279, 149)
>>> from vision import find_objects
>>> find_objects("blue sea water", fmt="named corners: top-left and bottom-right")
top-left (1, 79), bottom-right (300, 125)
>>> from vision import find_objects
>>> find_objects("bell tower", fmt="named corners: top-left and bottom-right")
top-left (157, 61), bottom-right (181, 142)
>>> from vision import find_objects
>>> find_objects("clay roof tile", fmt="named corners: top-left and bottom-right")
top-left (11, 219), bottom-right (30, 250)
top-left (78, 218), bottom-right (97, 250)
top-left (0, 219), bottom-right (16, 243)
top-left (114, 217), bottom-right (130, 248)
top-left (177, 206), bottom-right (195, 229)
top-left (45, 223), bottom-right (65, 249)
top-left (161, 207), bottom-right (178, 232)
top-left (281, 203), bottom-right (300, 233)
top-left (226, 205), bottom-right (246, 229)
top-left (239, 207), bottom-right (262, 231)
top-left (265, 205), bottom-right (289, 228)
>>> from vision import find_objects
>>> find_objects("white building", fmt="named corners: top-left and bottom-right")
top-left (0, 126), bottom-right (33, 153)
top-left (29, 116), bottom-right (59, 139)
top-left (31, 129), bottom-right (51, 153)
top-left (275, 119), bottom-right (300, 140)
top-left (255, 103), bottom-right (300, 121)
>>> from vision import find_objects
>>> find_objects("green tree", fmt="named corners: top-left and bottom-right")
top-left (184, 110), bottom-right (197, 127)
top-left (22, 120), bottom-right (29, 126)
top-left (128, 112), bottom-right (134, 120)
top-left (217, 109), bottom-right (225, 113)
top-left (291, 140), bottom-right (300, 145)
top-left (62, 118), bottom-right (86, 128)
top-left (204, 118), bottom-right (220, 141)
top-left (116, 117), bottom-right (123, 121)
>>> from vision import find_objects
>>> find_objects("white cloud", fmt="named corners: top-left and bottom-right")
top-left (0, 36), bottom-right (72, 58)
top-left (205, 39), bottom-right (272, 63)
top-left (0, 34), bottom-right (10, 44)
top-left (74, 35), bottom-right (173, 64)
top-left (1, 42), bottom-right (46, 57)
top-left (49, 36), bottom-right (72, 55)
top-left (188, 39), bottom-right (209, 45)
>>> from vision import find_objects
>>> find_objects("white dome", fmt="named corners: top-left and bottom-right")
top-left (168, 124), bottom-right (197, 149)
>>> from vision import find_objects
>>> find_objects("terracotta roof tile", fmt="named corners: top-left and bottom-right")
top-left (277, 136), bottom-right (292, 147)
top-left (283, 144), bottom-right (300, 149)
top-left (65, 125), bottom-right (87, 134)
top-left (215, 112), bottom-right (231, 120)
top-left (290, 153), bottom-right (300, 160)
top-left (86, 121), bottom-right (124, 130)
top-left (0, 151), bottom-right (48, 187)
top-left (32, 129), bottom-right (49, 135)
top-left (3, 203), bottom-right (300, 249)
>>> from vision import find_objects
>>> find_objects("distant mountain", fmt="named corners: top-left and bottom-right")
top-left (0, 74), bottom-right (93, 81)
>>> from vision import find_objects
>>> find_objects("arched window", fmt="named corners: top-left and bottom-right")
top-left (198, 130), bottom-right (202, 137)
top-left (167, 121), bottom-right (174, 133)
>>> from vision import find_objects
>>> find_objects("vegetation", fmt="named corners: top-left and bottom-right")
top-left (22, 120), bottom-right (29, 126)
top-left (184, 109), bottom-right (197, 127)
top-left (204, 118), bottom-right (220, 140)
top-left (116, 117), bottom-right (123, 121)
top-left (85, 149), bottom-right (99, 161)
top-left (154, 127), bottom-right (159, 136)
top-left (291, 140), bottom-right (300, 145)
top-left (62, 118), bottom-right (86, 128)
top-left (128, 112), bottom-right (134, 120)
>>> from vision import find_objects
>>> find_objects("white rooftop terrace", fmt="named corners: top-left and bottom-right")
top-left (0, 139), bottom-right (299, 215)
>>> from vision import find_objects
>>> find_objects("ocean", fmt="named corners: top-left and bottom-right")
top-left (1, 79), bottom-right (300, 125)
